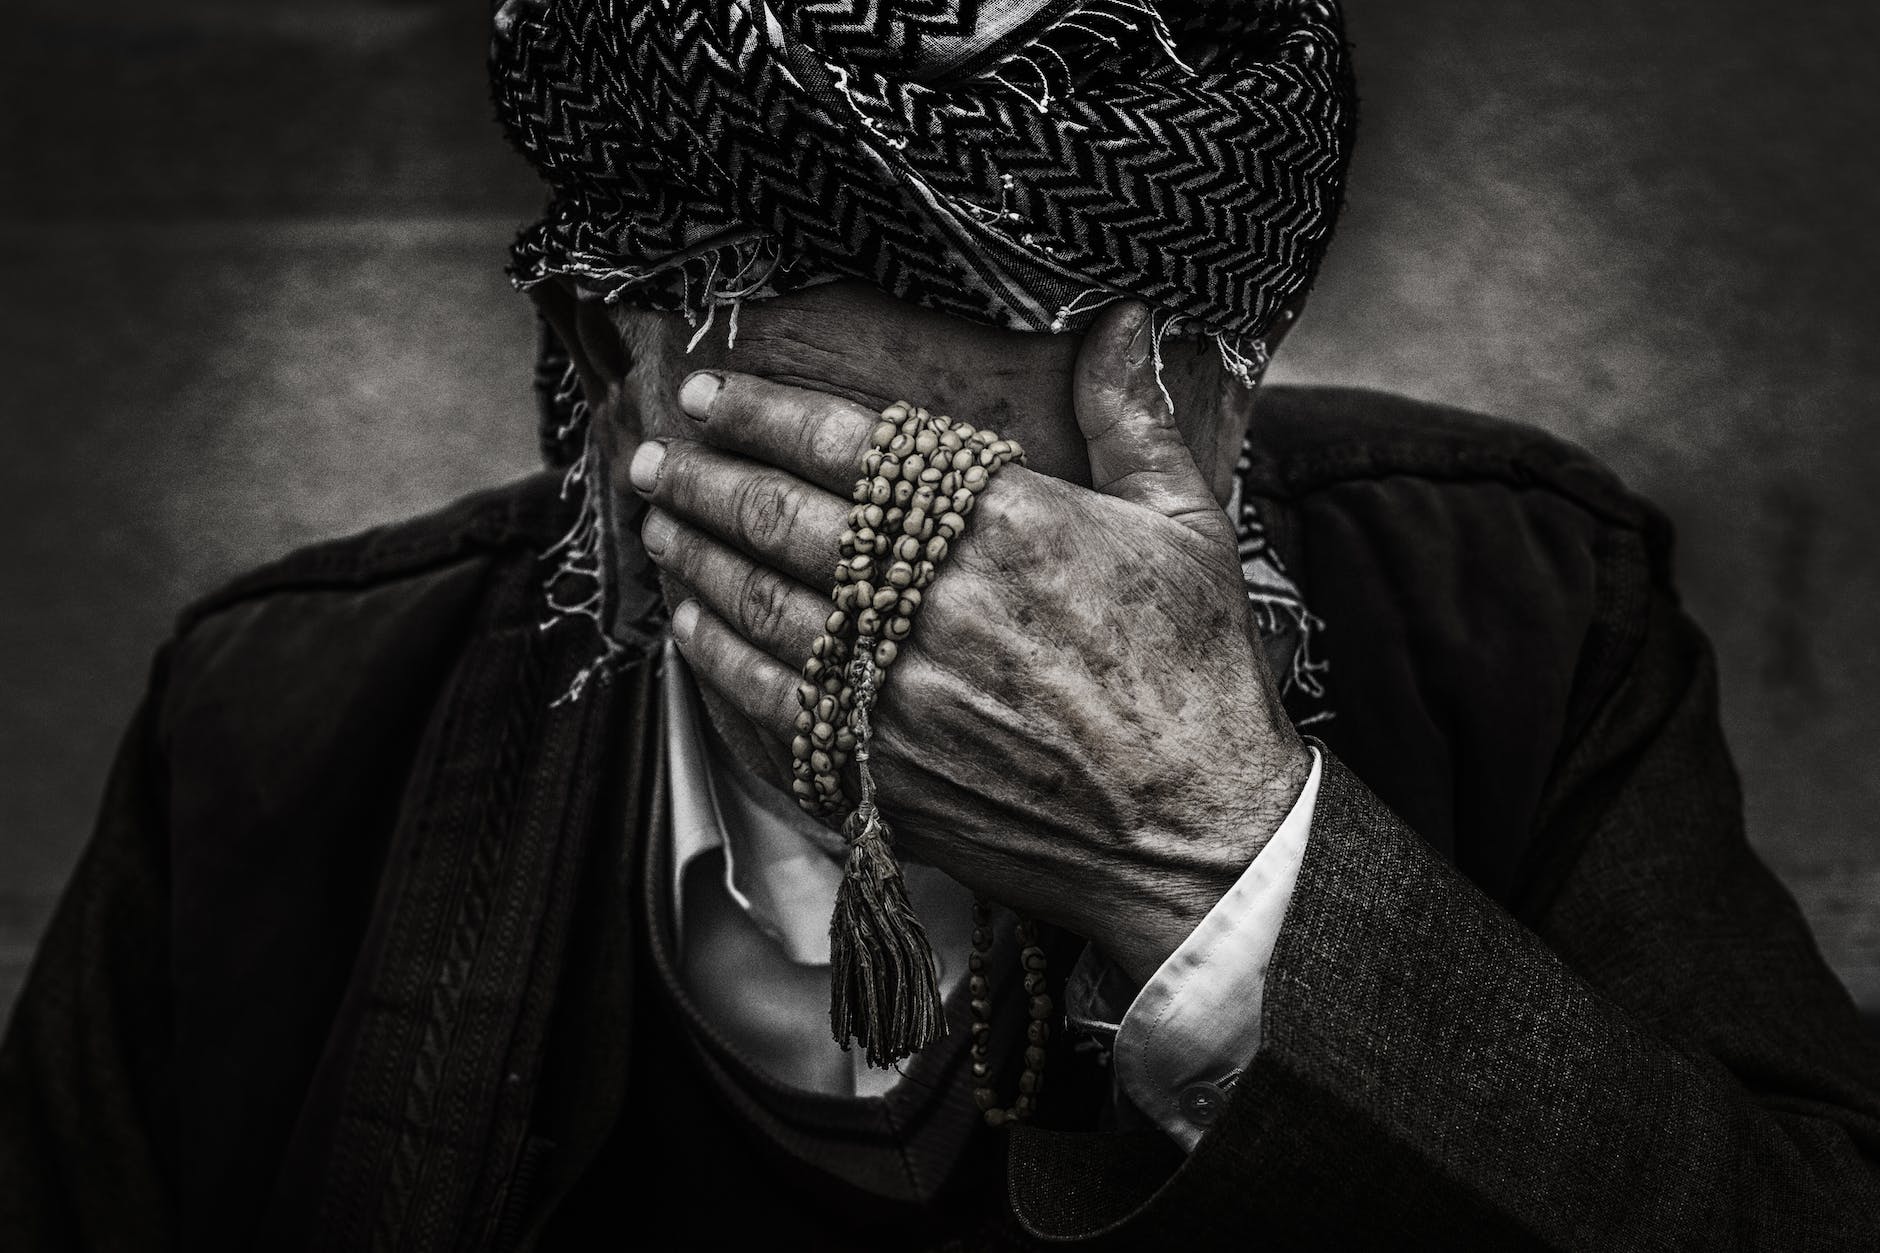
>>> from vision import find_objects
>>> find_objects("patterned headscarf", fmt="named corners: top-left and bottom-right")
top-left (498, 0), bottom-right (1348, 713)
top-left (491, 0), bottom-right (1357, 368)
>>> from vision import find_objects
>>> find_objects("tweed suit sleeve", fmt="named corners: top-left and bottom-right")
top-left (0, 654), bottom-right (177, 1250)
top-left (1009, 589), bottom-right (1880, 1249)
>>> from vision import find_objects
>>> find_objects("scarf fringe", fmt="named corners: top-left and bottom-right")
top-left (539, 368), bottom-right (627, 705)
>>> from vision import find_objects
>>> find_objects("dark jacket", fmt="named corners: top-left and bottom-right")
top-left (4, 386), bottom-right (1878, 1250)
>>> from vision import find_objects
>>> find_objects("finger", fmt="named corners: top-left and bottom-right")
top-left (628, 438), bottom-right (848, 588)
top-left (642, 510), bottom-right (827, 664)
top-left (669, 600), bottom-right (800, 744)
top-left (677, 370), bottom-right (880, 494)
top-left (1072, 301), bottom-right (1231, 540)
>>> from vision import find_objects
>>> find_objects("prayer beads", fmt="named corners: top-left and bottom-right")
top-left (791, 402), bottom-right (1023, 818)
top-left (802, 401), bottom-right (1047, 1122)
top-left (970, 905), bottom-right (1052, 1127)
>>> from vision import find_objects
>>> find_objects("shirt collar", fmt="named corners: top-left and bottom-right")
top-left (662, 641), bottom-right (843, 965)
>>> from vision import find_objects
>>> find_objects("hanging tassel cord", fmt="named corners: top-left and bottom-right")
top-left (828, 641), bottom-right (947, 1068)
top-left (810, 405), bottom-right (1023, 1069)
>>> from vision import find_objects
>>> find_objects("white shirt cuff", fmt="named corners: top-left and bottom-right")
top-left (1113, 746), bottom-right (1322, 1151)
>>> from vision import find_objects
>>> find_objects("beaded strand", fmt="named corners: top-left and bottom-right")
top-left (791, 403), bottom-right (1023, 816)
top-left (797, 402), bottom-right (1050, 1123)
top-left (969, 904), bottom-right (1053, 1126)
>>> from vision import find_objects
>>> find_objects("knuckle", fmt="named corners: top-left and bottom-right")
top-left (970, 485), bottom-right (1011, 535)
top-left (654, 524), bottom-right (692, 578)
top-left (704, 373), bottom-right (757, 430)
top-left (657, 442), bottom-right (701, 509)
top-left (774, 482), bottom-right (806, 539)
top-left (717, 373), bottom-right (754, 419)
top-left (737, 563), bottom-right (792, 645)
top-left (733, 474), bottom-right (799, 545)
top-left (681, 540), bottom-right (731, 602)
top-left (804, 403), bottom-right (869, 481)
top-left (769, 673), bottom-right (801, 735)
top-left (681, 606), bottom-right (723, 667)
top-left (882, 656), bottom-right (938, 721)
top-left (727, 640), bottom-right (762, 693)
top-left (782, 393), bottom-right (822, 457)
top-left (975, 473), bottom-right (1029, 531)
top-left (964, 478), bottom-right (1037, 567)
top-left (729, 654), bottom-right (772, 720)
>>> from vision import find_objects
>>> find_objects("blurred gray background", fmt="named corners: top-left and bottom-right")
top-left (3, 0), bottom-right (1877, 1024)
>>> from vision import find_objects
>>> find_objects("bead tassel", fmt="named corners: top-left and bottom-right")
top-left (804, 402), bottom-right (1043, 1109)
top-left (828, 643), bottom-right (945, 1067)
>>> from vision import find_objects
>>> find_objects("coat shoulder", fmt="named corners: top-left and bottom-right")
top-left (1252, 386), bottom-right (1675, 903)
top-left (175, 471), bottom-right (571, 637)
top-left (1253, 384), bottom-right (1668, 551)
top-left (159, 471), bottom-right (574, 736)
top-left (152, 464), bottom-right (576, 779)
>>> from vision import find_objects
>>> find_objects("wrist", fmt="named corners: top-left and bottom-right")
top-left (1091, 736), bottom-right (1314, 984)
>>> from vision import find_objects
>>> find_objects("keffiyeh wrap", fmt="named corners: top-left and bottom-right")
top-left (491, 0), bottom-right (1357, 363)
top-left (498, 0), bottom-right (1346, 716)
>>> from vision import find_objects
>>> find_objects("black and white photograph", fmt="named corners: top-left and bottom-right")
top-left (4, 1), bottom-right (1878, 1248)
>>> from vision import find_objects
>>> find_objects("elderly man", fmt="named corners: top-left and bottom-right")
top-left (5, 1), bottom-right (1879, 1249)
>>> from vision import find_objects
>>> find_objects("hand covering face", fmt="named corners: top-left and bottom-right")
top-left (491, 0), bottom-right (1357, 357)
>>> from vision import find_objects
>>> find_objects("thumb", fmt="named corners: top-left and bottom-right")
top-left (1073, 301), bottom-right (1228, 539)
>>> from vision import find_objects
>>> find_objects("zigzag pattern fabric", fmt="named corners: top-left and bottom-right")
top-left (490, 0), bottom-right (1356, 349)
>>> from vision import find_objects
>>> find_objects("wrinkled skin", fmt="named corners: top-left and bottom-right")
top-left (535, 280), bottom-right (1311, 983)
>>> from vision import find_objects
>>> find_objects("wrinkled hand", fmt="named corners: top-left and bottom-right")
top-left (634, 303), bottom-right (1311, 982)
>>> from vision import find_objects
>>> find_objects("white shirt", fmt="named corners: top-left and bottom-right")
top-left (661, 641), bottom-right (1321, 1148)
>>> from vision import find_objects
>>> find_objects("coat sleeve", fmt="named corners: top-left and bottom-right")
top-left (1008, 592), bottom-right (1880, 1249)
top-left (0, 653), bottom-right (177, 1250)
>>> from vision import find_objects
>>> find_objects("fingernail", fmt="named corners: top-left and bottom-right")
top-left (671, 599), bottom-right (700, 644)
top-left (679, 372), bottom-right (721, 421)
top-left (641, 508), bottom-right (677, 556)
top-left (629, 440), bottom-right (666, 493)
